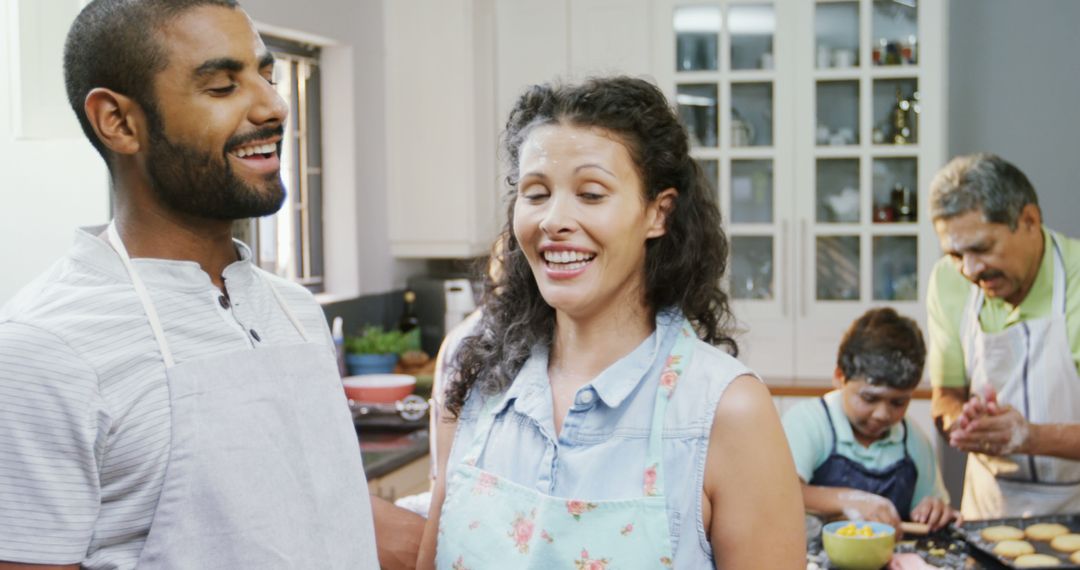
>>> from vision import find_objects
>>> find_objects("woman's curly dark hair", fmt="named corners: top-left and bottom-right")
top-left (444, 75), bottom-right (737, 418)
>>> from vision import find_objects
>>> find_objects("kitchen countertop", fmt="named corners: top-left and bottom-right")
top-left (357, 427), bottom-right (429, 480)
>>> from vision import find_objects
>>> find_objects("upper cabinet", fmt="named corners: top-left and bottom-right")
top-left (496, 0), bottom-right (656, 124)
top-left (384, 0), bottom-right (499, 258)
top-left (654, 0), bottom-right (947, 383)
top-left (386, 0), bottom-right (656, 258)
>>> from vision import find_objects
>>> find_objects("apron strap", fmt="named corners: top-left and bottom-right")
top-left (900, 418), bottom-right (911, 459)
top-left (819, 398), bottom-right (839, 456)
top-left (644, 320), bottom-right (696, 496)
top-left (264, 278), bottom-right (310, 343)
top-left (106, 222), bottom-right (176, 368)
top-left (960, 282), bottom-right (985, 379)
top-left (1049, 232), bottom-right (1067, 315)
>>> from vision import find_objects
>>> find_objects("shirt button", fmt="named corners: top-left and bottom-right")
top-left (577, 390), bottom-right (594, 405)
top-left (250, 329), bottom-right (261, 342)
top-left (218, 295), bottom-right (231, 309)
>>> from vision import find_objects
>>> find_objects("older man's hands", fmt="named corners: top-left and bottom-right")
top-left (948, 387), bottom-right (1030, 456)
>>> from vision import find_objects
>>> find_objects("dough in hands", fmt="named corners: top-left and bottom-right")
top-left (992, 539), bottom-right (1035, 558)
top-left (1013, 553), bottom-right (1061, 567)
top-left (1025, 523), bottom-right (1071, 541)
top-left (981, 525), bottom-right (1025, 542)
top-left (1050, 533), bottom-right (1080, 553)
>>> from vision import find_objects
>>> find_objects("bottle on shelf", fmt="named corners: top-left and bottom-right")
top-left (332, 316), bottom-right (346, 377)
top-left (889, 87), bottom-right (913, 144)
top-left (399, 290), bottom-right (421, 351)
top-left (891, 183), bottom-right (915, 222)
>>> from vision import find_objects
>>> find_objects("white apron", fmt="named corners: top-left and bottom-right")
top-left (960, 233), bottom-right (1080, 519)
top-left (105, 223), bottom-right (378, 569)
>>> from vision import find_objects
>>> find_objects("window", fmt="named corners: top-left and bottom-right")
top-left (234, 36), bottom-right (324, 292)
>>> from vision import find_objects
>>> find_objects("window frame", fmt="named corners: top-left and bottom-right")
top-left (234, 35), bottom-right (325, 292)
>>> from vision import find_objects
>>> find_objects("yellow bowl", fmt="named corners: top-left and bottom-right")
top-left (822, 521), bottom-right (896, 570)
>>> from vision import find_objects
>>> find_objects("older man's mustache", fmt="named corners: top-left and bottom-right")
top-left (974, 270), bottom-right (1005, 283)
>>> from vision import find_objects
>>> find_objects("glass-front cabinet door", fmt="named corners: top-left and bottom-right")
top-left (794, 0), bottom-right (943, 382)
top-left (665, 0), bottom-right (797, 378)
top-left (659, 0), bottom-right (945, 384)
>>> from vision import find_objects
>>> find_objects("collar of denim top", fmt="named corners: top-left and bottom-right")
top-left (489, 309), bottom-right (685, 421)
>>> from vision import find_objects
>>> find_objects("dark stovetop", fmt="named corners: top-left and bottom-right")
top-left (352, 401), bottom-right (430, 480)
top-left (356, 428), bottom-right (429, 480)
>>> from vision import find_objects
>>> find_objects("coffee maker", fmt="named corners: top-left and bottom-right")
top-left (407, 277), bottom-right (478, 355)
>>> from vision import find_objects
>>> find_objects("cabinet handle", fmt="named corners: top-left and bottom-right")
top-left (801, 219), bottom-right (808, 317)
top-left (781, 219), bottom-right (790, 316)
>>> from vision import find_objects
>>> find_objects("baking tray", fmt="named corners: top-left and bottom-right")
top-left (957, 513), bottom-right (1080, 568)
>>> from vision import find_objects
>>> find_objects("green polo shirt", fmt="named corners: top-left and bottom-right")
top-left (927, 228), bottom-right (1080, 389)
top-left (782, 390), bottom-right (949, 511)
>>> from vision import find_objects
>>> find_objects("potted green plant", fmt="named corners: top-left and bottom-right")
top-left (344, 326), bottom-right (409, 375)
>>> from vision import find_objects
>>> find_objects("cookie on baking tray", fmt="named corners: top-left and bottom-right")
top-left (1025, 523), bottom-right (1071, 541)
top-left (1013, 553), bottom-right (1062, 567)
top-left (981, 525), bottom-right (1026, 542)
top-left (992, 539), bottom-right (1035, 558)
top-left (1072, 550), bottom-right (1080, 565)
top-left (1050, 533), bottom-right (1080, 553)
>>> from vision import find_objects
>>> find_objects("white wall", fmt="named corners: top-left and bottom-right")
top-left (0, 0), bottom-right (424, 305)
top-left (948, 0), bottom-right (1080, 238)
top-left (0, 0), bottom-right (110, 303)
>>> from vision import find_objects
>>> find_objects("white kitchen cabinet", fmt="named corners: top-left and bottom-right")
top-left (386, 0), bottom-right (655, 259)
top-left (384, 0), bottom-right (500, 258)
top-left (494, 0), bottom-right (657, 162)
top-left (653, 0), bottom-right (947, 384)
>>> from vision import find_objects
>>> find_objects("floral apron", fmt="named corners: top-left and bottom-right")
top-left (435, 322), bottom-right (697, 569)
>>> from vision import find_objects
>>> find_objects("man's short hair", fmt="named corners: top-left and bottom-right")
top-left (837, 307), bottom-right (926, 391)
top-left (63, 0), bottom-right (241, 161)
top-left (929, 153), bottom-right (1039, 230)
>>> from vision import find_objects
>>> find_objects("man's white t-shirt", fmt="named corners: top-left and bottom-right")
top-left (0, 226), bottom-right (334, 568)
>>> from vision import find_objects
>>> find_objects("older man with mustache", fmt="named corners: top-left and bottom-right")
top-left (928, 153), bottom-right (1080, 520)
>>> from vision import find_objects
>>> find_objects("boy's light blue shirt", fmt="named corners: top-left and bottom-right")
top-left (782, 390), bottom-right (949, 511)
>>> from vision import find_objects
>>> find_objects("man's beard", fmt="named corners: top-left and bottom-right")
top-left (145, 113), bottom-right (286, 221)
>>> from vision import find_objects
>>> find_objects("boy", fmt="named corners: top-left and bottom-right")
top-left (783, 308), bottom-right (958, 531)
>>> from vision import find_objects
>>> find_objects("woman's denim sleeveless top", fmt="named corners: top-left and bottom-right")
top-left (447, 311), bottom-right (754, 568)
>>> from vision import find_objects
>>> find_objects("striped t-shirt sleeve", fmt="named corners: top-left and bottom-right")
top-left (0, 321), bottom-right (102, 564)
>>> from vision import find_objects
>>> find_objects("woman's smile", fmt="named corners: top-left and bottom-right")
top-left (540, 246), bottom-right (597, 279)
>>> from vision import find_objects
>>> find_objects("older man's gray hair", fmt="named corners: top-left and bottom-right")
top-left (929, 153), bottom-right (1039, 230)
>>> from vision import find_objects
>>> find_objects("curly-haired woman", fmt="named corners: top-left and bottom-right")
top-left (417, 76), bottom-right (804, 569)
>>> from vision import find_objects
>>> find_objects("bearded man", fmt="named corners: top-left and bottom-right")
top-left (0, 1), bottom-right (420, 568)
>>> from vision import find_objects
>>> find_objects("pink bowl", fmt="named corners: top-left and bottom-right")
top-left (342, 374), bottom-right (416, 403)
